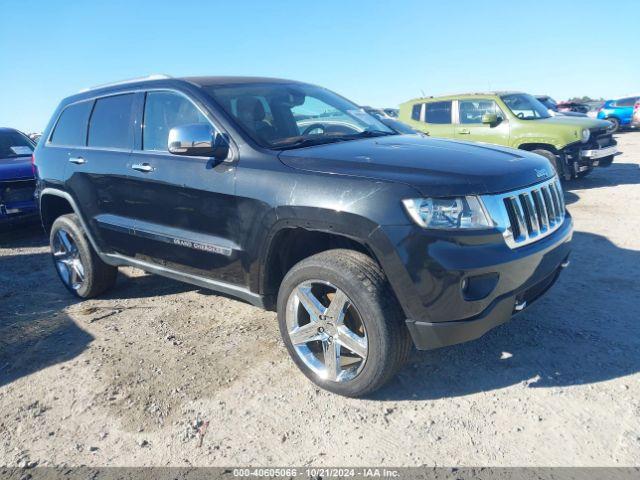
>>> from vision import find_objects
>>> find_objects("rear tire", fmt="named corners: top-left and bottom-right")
top-left (277, 249), bottom-right (412, 397)
top-left (50, 214), bottom-right (117, 298)
top-left (532, 149), bottom-right (562, 177)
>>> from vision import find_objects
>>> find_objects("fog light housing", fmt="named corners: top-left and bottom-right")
top-left (461, 273), bottom-right (499, 301)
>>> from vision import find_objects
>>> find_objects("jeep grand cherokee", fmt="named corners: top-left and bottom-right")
top-left (34, 76), bottom-right (572, 397)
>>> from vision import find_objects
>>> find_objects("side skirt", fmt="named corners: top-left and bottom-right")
top-left (102, 253), bottom-right (266, 309)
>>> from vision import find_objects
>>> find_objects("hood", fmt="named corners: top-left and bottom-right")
top-left (533, 115), bottom-right (611, 130)
top-left (0, 156), bottom-right (34, 182)
top-left (553, 110), bottom-right (588, 118)
top-left (278, 135), bottom-right (555, 196)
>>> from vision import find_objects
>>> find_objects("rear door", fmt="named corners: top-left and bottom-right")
top-left (614, 97), bottom-right (637, 124)
top-left (113, 89), bottom-right (241, 283)
top-left (454, 99), bottom-right (510, 145)
top-left (65, 93), bottom-right (137, 253)
top-left (421, 101), bottom-right (454, 138)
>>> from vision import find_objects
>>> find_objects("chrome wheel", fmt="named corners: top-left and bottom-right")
top-left (285, 280), bottom-right (368, 382)
top-left (52, 229), bottom-right (85, 290)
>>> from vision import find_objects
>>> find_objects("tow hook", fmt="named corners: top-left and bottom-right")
top-left (514, 299), bottom-right (527, 312)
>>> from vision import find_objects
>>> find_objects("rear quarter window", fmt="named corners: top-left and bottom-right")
top-left (49, 101), bottom-right (93, 146)
top-left (88, 94), bottom-right (135, 149)
top-left (411, 104), bottom-right (422, 121)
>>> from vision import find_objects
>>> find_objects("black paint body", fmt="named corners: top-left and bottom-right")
top-left (34, 77), bottom-right (573, 350)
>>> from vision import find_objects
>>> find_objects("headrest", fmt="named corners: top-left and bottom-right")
top-left (237, 96), bottom-right (266, 123)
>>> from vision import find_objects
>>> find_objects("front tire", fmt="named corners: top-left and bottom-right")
top-left (50, 214), bottom-right (117, 298)
top-left (606, 117), bottom-right (620, 133)
top-left (277, 249), bottom-right (412, 397)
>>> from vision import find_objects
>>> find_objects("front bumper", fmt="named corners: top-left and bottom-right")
top-left (580, 145), bottom-right (619, 160)
top-left (372, 215), bottom-right (573, 350)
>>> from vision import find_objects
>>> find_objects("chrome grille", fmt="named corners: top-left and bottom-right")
top-left (481, 177), bottom-right (566, 249)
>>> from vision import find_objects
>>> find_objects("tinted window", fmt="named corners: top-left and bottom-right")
top-left (411, 104), bottom-right (422, 121)
top-left (425, 101), bottom-right (452, 124)
top-left (50, 101), bottom-right (92, 146)
top-left (143, 91), bottom-right (210, 151)
top-left (0, 130), bottom-right (34, 158)
top-left (206, 83), bottom-right (393, 149)
top-left (616, 97), bottom-right (637, 107)
top-left (88, 94), bottom-right (134, 149)
top-left (459, 100), bottom-right (503, 124)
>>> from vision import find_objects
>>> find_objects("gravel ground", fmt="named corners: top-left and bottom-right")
top-left (1, 133), bottom-right (639, 468)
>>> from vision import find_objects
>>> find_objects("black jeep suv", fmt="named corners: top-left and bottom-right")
top-left (34, 76), bottom-right (572, 396)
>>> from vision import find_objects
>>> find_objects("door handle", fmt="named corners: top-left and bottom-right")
top-left (459, 128), bottom-right (471, 134)
top-left (69, 157), bottom-right (86, 165)
top-left (131, 163), bottom-right (154, 173)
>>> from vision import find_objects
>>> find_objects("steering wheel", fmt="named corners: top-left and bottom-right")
top-left (516, 112), bottom-right (525, 119)
top-left (302, 123), bottom-right (326, 136)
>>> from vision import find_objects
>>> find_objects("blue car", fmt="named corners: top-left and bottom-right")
top-left (597, 95), bottom-right (640, 132)
top-left (0, 128), bottom-right (38, 227)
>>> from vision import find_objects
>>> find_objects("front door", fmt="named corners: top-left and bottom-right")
top-left (454, 99), bottom-right (510, 145)
top-left (114, 90), bottom-right (241, 284)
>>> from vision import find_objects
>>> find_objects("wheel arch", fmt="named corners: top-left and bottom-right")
top-left (256, 213), bottom-right (383, 310)
top-left (39, 188), bottom-right (104, 255)
top-left (518, 143), bottom-right (560, 154)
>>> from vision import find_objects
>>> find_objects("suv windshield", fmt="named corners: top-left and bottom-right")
top-left (206, 83), bottom-right (395, 149)
top-left (0, 130), bottom-right (35, 159)
top-left (501, 93), bottom-right (551, 120)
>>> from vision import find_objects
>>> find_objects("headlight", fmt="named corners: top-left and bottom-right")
top-left (402, 196), bottom-right (492, 229)
top-left (581, 128), bottom-right (590, 143)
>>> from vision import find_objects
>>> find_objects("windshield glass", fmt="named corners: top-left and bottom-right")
top-left (0, 130), bottom-right (35, 158)
top-left (206, 83), bottom-right (395, 149)
top-left (501, 93), bottom-right (551, 120)
top-left (537, 96), bottom-right (557, 110)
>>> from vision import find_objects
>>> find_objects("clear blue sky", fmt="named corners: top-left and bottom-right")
top-left (1, 0), bottom-right (637, 132)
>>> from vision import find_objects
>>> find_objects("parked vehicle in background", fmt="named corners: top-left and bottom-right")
top-left (28, 132), bottom-right (43, 143)
top-left (35, 75), bottom-right (572, 396)
top-left (633, 100), bottom-right (640, 128)
top-left (399, 92), bottom-right (618, 179)
top-left (586, 101), bottom-right (604, 118)
top-left (597, 96), bottom-right (640, 132)
top-left (536, 95), bottom-right (588, 118)
top-left (361, 107), bottom-right (399, 119)
top-left (0, 128), bottom-right (38, 227)
top-left (363, 107), bottom-right (418, 134)
top-left (556, 101), bottom-right (589, 114)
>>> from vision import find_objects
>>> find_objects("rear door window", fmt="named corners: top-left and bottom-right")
top-left (88, 94), bottom-right (135, 149)
top-left (615, 97), bottom-right (636, 107)
top-left (425, 101), bottom-right (452, 124)
top-left (50, 101), bottom-right (93, 146)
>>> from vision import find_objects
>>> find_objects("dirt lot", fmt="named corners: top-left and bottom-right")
top-left (1, 133), bottom-right (639, 468)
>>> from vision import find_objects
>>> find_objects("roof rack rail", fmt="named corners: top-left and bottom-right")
top-left (79, 74), bottom-right (172, 93)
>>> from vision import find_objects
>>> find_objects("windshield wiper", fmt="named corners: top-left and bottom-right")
top-left (271, 130), bottom-right (396, 150)
top-left (271, 136), bottom-right (347, 150)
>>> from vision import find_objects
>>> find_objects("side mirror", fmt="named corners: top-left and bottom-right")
top-left (481, 113), bottom-right (499, 125)
top-left (168, 124), bottom-right (230, 160)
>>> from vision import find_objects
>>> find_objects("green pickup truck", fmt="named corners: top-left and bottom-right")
top-left (399, 92), bottom-right (619, 179)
